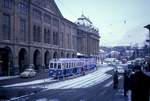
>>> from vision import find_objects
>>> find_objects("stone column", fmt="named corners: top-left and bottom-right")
top-left (41, 48), bottom-right (45, 69)
top-left (28, 47), bottom-right (34, 68)
top-left (51, 17), bottom-right (53, 45)
top-left (13, 46), bottom-right (19, 75)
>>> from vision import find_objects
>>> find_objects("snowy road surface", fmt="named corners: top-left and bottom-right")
top-left (1, 67), bottom-right (119, 101)
top-left (42, 67), bottom-right (112, 89)
top-left (29, 67), bottom-right (113, 90)
top-left (3, 67), bottom-right (113, 89)
top-left (26, 66), bottom-right (127, 101)
top-left (0, 66), bottom-right (129, 101)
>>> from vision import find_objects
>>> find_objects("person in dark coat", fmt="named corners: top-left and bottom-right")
top-left (144, 57), bottom-right (150, 72)
top-left (130, 64), bottom-right (150, 101)
top-left (113, 70), bottom-right (119, 89)
top-left (123, 69), bottom-right (130, 96)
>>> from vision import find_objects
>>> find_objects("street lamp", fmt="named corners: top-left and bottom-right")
top-left (144, 24), bottom-right (150, 56)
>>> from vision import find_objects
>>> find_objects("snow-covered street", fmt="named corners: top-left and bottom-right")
top-left (1, 66), bottom-right (128, 101)
top-left (3, 67), bottom-right (113, 89)
top-left (30, 67), bottom-right (113, 90)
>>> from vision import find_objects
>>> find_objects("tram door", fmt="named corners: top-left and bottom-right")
top-left (0, 49), bottom-right (8, 76)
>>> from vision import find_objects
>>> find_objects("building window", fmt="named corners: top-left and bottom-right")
top-left (44, 29), bottom-right (51, 44)
top-left (18, 2), bottom-right (28, 15)
top-left (53, 32), bottom-right (58, 45)
top-left (38, 26), bottom-right (41, 42)
top-left (20, 19), bottom-right (26, 41)
top-left (44, 29), bottom-right (48, 43)
top-left (33, 25), bottom-right (36, 42)
top-left (53, 18), bottom-right (59, 27)
top-left (61, 32), bottom-right (63, 47)
top-left (20, 19), bottom-right (26, 33)
top-left (47, 30), bottom-right (50, 43)
top-left (32, 9), bottom-right (42, 21)
top-left (33, 25), bottom-right (41, 42)
top-left (2, 13), bottom-right (11, 40)
top-left (44, 29), bottom-right (46, 43)
top-left (67, 34), bottom-right (70, 48)
top-left (3, 0), bottom-right (12, 9)
top-left (44, 14), bottom-right (51, 24)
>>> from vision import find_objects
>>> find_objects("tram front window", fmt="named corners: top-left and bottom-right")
top-left (50, 63), bottom-right (53, 68)
top-left (54, 63), bottom-right (57, 68)
top-left (69, 63), bottom-right (71, 68)
top-left (67, 63), bottom-right (69, 68)
top-left (58, 63), bottom-right (61, 69)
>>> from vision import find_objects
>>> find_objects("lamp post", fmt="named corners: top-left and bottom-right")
top-left (144, 24), bottom-right (150, 56)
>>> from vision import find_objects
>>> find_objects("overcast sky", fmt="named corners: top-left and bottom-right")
top-left (55, 0), bottom-right (150, 47)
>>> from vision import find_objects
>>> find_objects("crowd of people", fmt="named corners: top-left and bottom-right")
top-left (113, 56), bottom-right (150, 101)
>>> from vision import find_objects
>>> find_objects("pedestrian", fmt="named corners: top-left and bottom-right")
top-left (144, 56), bottom-right (150, 72)
top-left (130, 62), bottom-right (150, 101)
top-left (123, 69), bottom-right (130, 96)
top-left (113, 69), bottom-right (118, 89)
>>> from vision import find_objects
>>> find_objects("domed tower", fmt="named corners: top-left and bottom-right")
top-left (75, 14), bottom-right (99, 33)
top-left (75, 14), bottom-right (100, 57)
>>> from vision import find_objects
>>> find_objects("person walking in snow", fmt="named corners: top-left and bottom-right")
top-left (113, 69), bottom-right (119, 89)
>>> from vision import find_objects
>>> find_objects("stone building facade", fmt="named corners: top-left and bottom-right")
top-left (0, 0), bottom-right (100, 76)
top-left (76, 14), bottom-right (100, 56)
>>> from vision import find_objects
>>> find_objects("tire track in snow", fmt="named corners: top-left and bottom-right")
top-left (44, 67), bottom-right (113, 89)
top-left (45, 71), bottom-right (105, 89)
top-left (63, 73), bottom-right (109, 89)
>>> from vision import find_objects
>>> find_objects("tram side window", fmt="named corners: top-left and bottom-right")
top-left (74, 62), bottom-right (75, 67)
top-left (72, 63), bottom-right (74, 68)
top-left (62, 63), bottom-right (64, 69)
top-left (50, 63), bottom-right (53, 68)
top-left (54, 63), bottom-right (57, 68)
top-left (64, 63), bottom-right (66, 69)
top-left (69, 63), bottom-right (71, 68)
top-left (68, 63), bottom-right (70, 68)
top-left (58, 63), bottom-right (61, 69)
top-left (66, 63), bottom-right (69, 68)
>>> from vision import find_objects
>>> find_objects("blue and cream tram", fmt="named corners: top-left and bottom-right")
top-left (49, 58), bottom-right (97, 79)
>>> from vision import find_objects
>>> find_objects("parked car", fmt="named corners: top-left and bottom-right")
top-left (20, 68), bottom-right (36, 78)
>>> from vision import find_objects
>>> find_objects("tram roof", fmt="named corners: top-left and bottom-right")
top-left (50, 58), bottom-right (90, 63)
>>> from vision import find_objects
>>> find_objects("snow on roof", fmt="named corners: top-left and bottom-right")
top-left (75, 14), bottom-right (99, 33)
top-left (104, 58), bottom-right (116, 62)
top-left (99, 49), bottom-right (105, 53)
top-left (77, 52), bottom-right (84, 56)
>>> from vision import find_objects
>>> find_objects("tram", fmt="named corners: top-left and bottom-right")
top-left (49, 58), bottom-right (97, 78)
